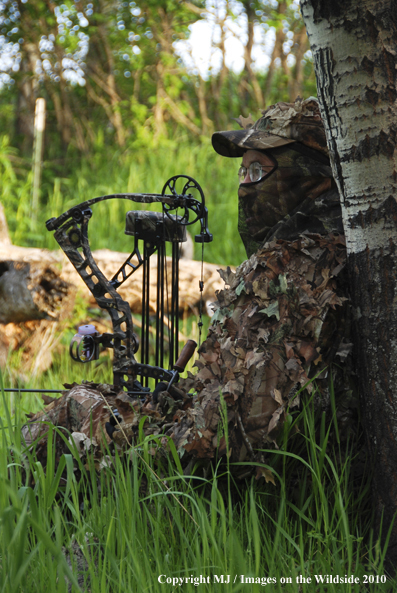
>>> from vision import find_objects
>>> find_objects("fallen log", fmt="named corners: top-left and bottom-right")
top-left (0, 247), bottom-right (77, 375)
top-left (0, 244), bottom-right (227, 315)
top-left (0, 209), bottom-right (73, 374)
top-left (0, 260), bottom-right (73, 324)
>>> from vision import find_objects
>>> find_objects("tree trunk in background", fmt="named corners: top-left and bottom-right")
top-left (97, 26), bottom-right (126, 147)
top-left (0, 203), bottom-right (11, 245)
top-left (85, 18), bottom-right (127, 147)
top-left (196, 76), bottom-right (212, 135)
top-left (153, 63), bottom-right (167, 139)
top-left (301, 0), bottom-right (397, 564)
top-left (210, 1), bottom-right (229, 129)
top-left (264, 0), bottom-right (287, 101)
top-left (289, 26), bottom-right (309, 101)
top-left (240, 0), bottom-right (263, 109)
top-left (15, 43), bottom-right (39, 150)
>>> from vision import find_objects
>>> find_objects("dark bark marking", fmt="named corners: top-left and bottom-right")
top-left (343, 16), bottom-right (361, 34)
top-left (379, 422), bottom-right (397, 497)
top-left (306, 0), bottom-right (346, 21)
top-left (350, 196), bottom-right (397, 230)
top-left (378, 128), bottom-right (396, 158)
top-left (382, 253), bottom-right (392, 314)
top-left (381, 47), bottom-right (397, 85)
top-left (312, 46), bottom-right (348, 201)
top-left (387, 86), bottom-right (397, 104)
top-left (344, 127), bottom-right (397, 162)
top-left (375, 263), bottom-right (395, 407)
top-left (378, 4), bottom-right (397, 32)
top-left (359, 210), bottom-right (365, 231)
top-left (361, 56), bottom-right (375, 75)
top-left (363, 11), bottom-right (397, 103)
top-left (0, 261), bottom-right (10, 277)
top-left (365, 245), bottom-right (374, 302)
top-left (365, 88), bottom-right (380, 106)
top-left (364, 9), bottom-right (379, 43)
top-left (348, 244), bottom-right (397, 553)
top-left (313, 46), bottom-right (336, 102)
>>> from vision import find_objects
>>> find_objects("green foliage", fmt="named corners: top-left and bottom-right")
top-left (0, 1), bottom-right (317, 271)
top-left (0, 375), bottom-right (395, 592)
top-left (0, 133), bottom-right (246, 265)
top-left (0, 1), bottom-right (317, 156)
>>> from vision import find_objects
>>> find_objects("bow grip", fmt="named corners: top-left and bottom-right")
top-left (173, 339), bottom-right (197, 372)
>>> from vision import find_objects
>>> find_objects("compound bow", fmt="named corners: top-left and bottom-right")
top-left (46, 175), bottom-right (212, 396)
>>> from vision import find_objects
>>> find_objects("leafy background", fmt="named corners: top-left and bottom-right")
top-left (0, 0), bottom-right (316, 264)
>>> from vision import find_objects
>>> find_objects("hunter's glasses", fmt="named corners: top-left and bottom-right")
top-left (238, 158), bottom-right (278, 185)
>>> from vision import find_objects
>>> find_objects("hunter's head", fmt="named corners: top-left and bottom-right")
top-left (212, 97), bottom-right (333, 257)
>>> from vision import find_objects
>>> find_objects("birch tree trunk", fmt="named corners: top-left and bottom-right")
top-left (301, 0), bottom-right (397, 563)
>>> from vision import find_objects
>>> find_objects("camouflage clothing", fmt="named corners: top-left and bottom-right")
top-left (237, 145), bottom-right (339, 257)
top-left (212, 97), bottom-right (329, 158)
top-left (176, 231), bottom-right (350, 463)
top-left (212, 97), bottom-right (340, 258)
top-left (22, 383), bottom-right (166, 470)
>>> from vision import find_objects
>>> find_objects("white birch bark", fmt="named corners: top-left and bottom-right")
top-left (301, 0), bottom-right (397, 563)
top-left (301, 0), bottom-right (397, 252)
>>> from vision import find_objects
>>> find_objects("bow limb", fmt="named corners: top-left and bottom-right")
top-left (45, 193), bottom-right (181, 233)
top-left (52, 205), bottom-right (140, 391)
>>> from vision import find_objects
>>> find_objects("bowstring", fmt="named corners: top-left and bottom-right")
top-left (162, 208), bottom-right (171, 359)
top-left (198, 240), bottom-right (204, 348)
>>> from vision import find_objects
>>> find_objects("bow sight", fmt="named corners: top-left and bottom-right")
top-left (46, 175), bottom-right (212, 396)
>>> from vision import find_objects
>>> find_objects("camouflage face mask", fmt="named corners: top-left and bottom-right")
top-left (237, 145), bottom-right (333, 257)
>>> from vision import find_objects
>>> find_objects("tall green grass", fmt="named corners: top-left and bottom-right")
top-left (0, 374), bottom-right (395, 593)
top-left (0, 134), bottom-right (246, 266)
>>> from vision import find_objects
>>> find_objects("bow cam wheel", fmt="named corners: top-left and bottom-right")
top-left (162, 175), bottom-right (205, 226)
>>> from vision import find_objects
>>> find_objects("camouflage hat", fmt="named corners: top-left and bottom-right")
top-left (212, 97), bottom-right (329, 159)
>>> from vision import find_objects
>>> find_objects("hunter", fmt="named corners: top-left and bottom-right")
top-left (23, 98), bottom-right (354, 472)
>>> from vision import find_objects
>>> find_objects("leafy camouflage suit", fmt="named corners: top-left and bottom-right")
top-left (23, 98), bottom-right (353, 474)
top-left (170, 98), bottom-right (353, 466)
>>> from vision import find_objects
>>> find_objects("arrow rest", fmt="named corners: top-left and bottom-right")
top-left (46, 175), bottom-right (213, 398)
